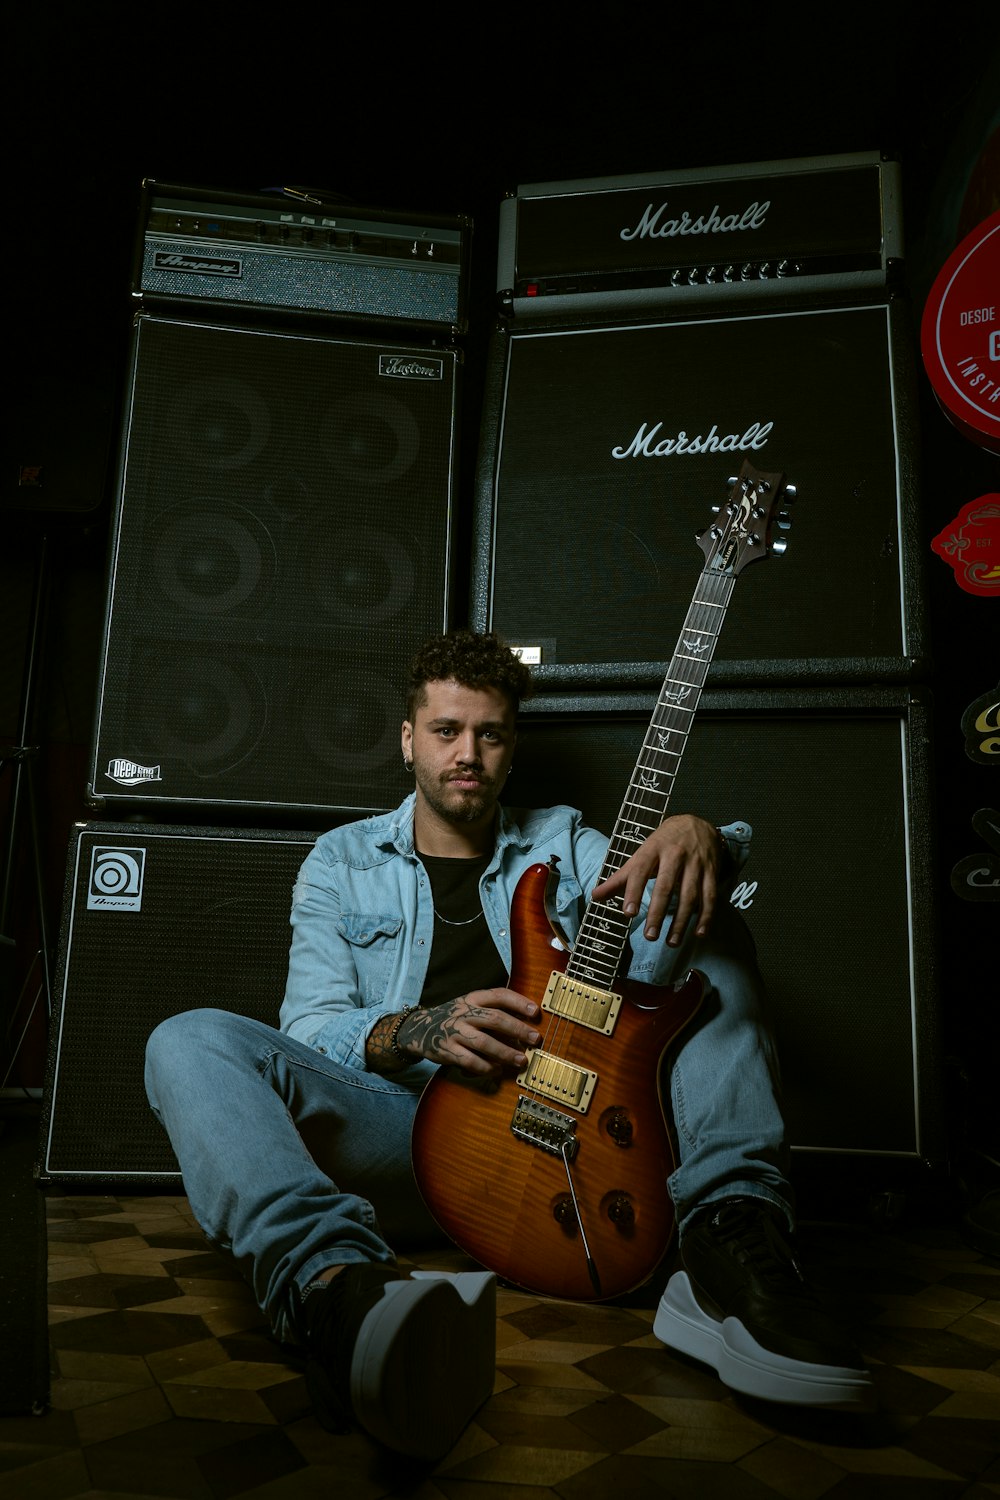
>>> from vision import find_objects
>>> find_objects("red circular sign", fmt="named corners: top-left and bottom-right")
top-left (921, 210), bottom-right (1000, 456)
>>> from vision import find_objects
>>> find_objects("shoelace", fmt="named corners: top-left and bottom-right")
top-left (711, 1201), bottom-right (809, 1288)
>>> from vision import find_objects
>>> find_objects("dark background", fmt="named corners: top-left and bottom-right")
top-left (5, 6), bottom-right (998, 1177)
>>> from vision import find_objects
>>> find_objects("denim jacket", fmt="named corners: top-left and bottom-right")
top-left (279, 793), bottom-right (751, 1080)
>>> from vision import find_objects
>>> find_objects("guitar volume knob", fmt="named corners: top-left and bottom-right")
top-left (607, 1194), bottom-right (635, 1228)
top-left (606, 1108), bottom-right (633, 1146)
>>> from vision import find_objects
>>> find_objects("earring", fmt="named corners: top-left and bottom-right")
top-left (403, 758), bottom-right (414, 772)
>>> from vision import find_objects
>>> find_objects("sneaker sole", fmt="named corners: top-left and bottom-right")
top-left (654, 1271), bottom-right (875, 1411)
top-left (350, 1270), bottom-right (496, 1460)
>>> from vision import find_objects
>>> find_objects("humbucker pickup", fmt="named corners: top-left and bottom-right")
top-left (542, 971), bottom-right (621, 1035)
top-left (516, 1049), bottom-right (597, 1114)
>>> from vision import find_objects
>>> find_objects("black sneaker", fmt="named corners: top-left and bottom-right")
top-left (301, 1263), bottom-right (496, 1459)
top-left (654, 1198), bottom-right (874, 1409)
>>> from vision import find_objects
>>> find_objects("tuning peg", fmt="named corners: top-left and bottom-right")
top-left (771, 537), bottom-right (788, 556)
top-left (783, 484), bottom-right (797, 501)
top-left (776, 510), bottom-right (793, 528)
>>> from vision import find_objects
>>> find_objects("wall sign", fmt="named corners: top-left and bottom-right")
top-left (920, 210), bottom-right (1000, 457)
top-left (931, 494), bottom-right (1000, 595)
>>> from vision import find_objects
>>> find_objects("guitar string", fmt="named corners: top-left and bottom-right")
top-left (539, 565), bottom-right (732, 1071)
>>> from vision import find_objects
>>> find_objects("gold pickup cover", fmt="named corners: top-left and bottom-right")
top-left (542, 971), bottom-right (621, 1036)
top-left (516, 1050), bottom-right (597, 1114)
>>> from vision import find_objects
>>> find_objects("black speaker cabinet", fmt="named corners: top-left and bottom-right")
top-left (87, 312), bottom-right (459, 817)
top-left (471, 301), bottom-right (926, 688)
top-left (39, 822), bottom-right (319, 1185)
top-left (506, 687), bottom-right (943, 1162)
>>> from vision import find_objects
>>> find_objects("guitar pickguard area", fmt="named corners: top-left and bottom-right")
top-left (516, 1050), bottom-right (598, 1113)
top-left (542, 971), bottom-right (621, 1035)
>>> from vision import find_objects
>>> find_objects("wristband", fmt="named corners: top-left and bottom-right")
top-left (386, 1006), bottom-right (415, 1064)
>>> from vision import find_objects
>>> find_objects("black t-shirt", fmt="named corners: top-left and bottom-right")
top-left (418, 851), bottom-right (508, 1009)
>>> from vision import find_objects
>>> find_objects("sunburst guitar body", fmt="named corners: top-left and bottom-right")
top-left (411, 861), bottom-right (703, 1301)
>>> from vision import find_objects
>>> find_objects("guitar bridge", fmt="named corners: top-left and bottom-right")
top-left (511, 1094), bottom-right (579, 1159)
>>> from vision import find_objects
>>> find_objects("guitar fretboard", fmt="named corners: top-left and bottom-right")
top-left (566, 567), bottom-right (736, 989)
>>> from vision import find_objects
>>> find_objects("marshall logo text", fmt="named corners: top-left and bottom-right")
top-left (620, 200), bottom-right (770, 242)
top-left (612, 420), bottom-right (773, 459)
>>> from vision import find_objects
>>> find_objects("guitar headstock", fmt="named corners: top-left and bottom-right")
top-left (696, 460), bottom-right (795, 575)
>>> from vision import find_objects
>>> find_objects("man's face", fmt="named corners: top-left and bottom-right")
top-left (402, 678), bottom-right (517, 830)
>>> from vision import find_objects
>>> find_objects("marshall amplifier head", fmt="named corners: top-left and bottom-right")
top-left (498, 151), bottom-right (903, 318)
top-left (133, 180), bottom-right (472, 335)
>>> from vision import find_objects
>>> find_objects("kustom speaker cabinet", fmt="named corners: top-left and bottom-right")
top-left (87, 312), bottom-right (459, 816)
top-left (38, 822), bottom-right (319, 1185)
top-left (471, 299), bottom-right (926, 689)
top-left (504, 687), bottom-right (943, 1163)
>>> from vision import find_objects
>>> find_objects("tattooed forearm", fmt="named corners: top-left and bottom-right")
top-left (398, 1000), bottom-right (491, 1064)
top-left (365, 988), bottom-right (541, 1077)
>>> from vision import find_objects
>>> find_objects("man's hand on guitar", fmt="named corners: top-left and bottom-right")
top-left (591, 813), bottom-right (722, 946)
top-left (396, 990), bottom-right (542, 1076)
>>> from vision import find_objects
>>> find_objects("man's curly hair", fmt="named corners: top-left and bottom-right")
top-left (405, 630), bottom-right (534, 721)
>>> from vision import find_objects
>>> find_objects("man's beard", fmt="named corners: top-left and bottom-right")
top-left (413, 767), bottom-right (499, 826)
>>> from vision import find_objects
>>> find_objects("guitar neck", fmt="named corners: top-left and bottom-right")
top-left (566, 568), bottom-right (734, 987)
top-left (564, 458), bottom-right (792, 990)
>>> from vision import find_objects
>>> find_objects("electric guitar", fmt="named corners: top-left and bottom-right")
top-left (411, 459), bottom-right (795, 1301)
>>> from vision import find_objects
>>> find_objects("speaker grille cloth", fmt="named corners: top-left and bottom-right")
top-left (142, 242), bottom-right (460, 323)
top-left (487, 308), bottom-right (908, 676)
top-left (42, 827), bottom-right (317, 1180)
top-left (92, 317), bottom-right (456, 812)
top-left (506, 708), bottom-right (920, 1154)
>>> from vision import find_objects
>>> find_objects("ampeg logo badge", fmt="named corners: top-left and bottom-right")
top-left (88, 846), bottom-right (147, 911)
top-left (106, 758), bottom-right (162, 786)
top-left (379, 354), bottom-right (444, 380)
top-left (153, 250), bottom-right (243, 279)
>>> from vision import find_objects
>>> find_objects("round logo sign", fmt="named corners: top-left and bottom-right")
top-left (920, 210), bottom-right (1000, 456)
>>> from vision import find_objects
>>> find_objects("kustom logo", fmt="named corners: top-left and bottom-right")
top-left (379, 354), bottom-right (443, 380)
top-left (88, 846), bottom-right (146, 911)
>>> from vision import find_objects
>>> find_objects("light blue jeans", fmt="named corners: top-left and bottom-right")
top-left (144, 919), bottom-right (790, 1345)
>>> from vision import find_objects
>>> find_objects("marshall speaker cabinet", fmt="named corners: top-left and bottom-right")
top-left (86, 311), bottom-right (460, 816)
top-left (505, 687), bottom-right (943, 1163)
top-left (471, 302), bottom-right (925, 688)
top-left (38, 822), bottom-right (319, 1184)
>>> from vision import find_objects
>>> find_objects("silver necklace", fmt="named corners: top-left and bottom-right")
top-left (433, 905), bottom-right (484, 927)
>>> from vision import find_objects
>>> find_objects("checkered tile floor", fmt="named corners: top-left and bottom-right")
top-left (2, 1193), bottom-right (998, 1497)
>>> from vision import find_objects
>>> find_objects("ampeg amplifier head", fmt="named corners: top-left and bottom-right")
top-left (133, 179), bottom-right (472, 335)
top-left (498, 151), bottom-right (903, 318)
